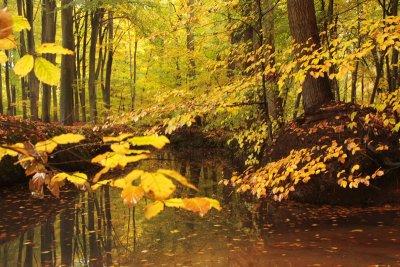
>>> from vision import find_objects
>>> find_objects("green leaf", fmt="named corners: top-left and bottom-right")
top-left (12, 16), bottom-right (31, 32)
top-left (0, 51), bottom-right (8, 64)
top-left (157, 169), bottom-right (198, 191)
top-left (34, 57), bottom-right (60, 86)
top-left (144, 201), bottom-right (164, 219)
top-left (128, 135), bottom-right (170, 149)
top-left (140, 172), bottom-right (176, 200)
top-left (36, 43), bottom-right (74, 55)
top-left (14, 54), bottom-right (34, 77)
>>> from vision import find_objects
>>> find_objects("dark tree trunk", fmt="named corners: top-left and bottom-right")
top-left (26, 0), bottom-right (40, 120)
top-left (60, 0), bottom-right (75, 125)
top-left (390, 0), bottom-right (399, 91)
top-left (187, 0), bottom-right (196, 89)
top-left (17, 0), bottom-right (28, 119)
top-left (81, 11), bottom-right (89, 122)
top-left (88, 9), bottom-right (102, 123)
top-left (104, 10), bottom-right (113, 114)
top-left (41, 0), bottom-right (57, 123)
top-left (287, 0), bottom-right (333, 115)
top-left (5, 51), bottom-right (11, 115)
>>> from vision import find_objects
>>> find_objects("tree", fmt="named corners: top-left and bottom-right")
top-left (287, 0), bottom-right (333, 115)
top-left (26, 0), bottom-right (40, 120)
top-left (41, 0), bottom-right (57, 123)
top-left (60, 0), bottom-right (75, 125)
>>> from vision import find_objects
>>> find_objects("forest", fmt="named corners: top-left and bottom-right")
top-left (0, 0), bottom-right (400, 266)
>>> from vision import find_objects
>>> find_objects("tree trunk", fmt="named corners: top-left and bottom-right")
top-left (287, 0), bottom-right (333, 115)
top-left (390, 0), bottom-right (399, 92)
top-left (264, 0), bottom-right (284, 125)
top-left (17, 0), bottom-right (27, 119)
top-left (60, 0), bottom-right (75, 125)
top-left (104, 10), bottom-right (113, 116)
top-left (88, 9), bottom-right (101, 123)
top-left (5, 50), bottom-right (11, 115)
top-left (187, 0), bottom-right (196, 89)
top-left (41, 0), bottom-right (57, 123)
top-left (81, 11), bottom-right (89, 122)
top-left (26, 0), bottom-right (40, 120)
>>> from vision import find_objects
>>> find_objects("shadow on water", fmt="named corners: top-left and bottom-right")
top-left (1, 147), bottom-right (400, 266)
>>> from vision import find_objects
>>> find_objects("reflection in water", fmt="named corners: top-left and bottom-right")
top-left (1, 148), bottom-right (400, 266)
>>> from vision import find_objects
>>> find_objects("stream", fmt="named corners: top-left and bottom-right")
top-left (0, 147), bottom-right (400, 266)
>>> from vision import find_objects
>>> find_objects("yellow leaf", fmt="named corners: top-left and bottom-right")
top-left (122, 185), bottom-right (145, 207)
top-left (36, 43), bottom-right (74, 55)
top-left (0, 51), bottom-right (8, 64)
top-left (51, 172), bottom-right (70, 183)
top-left (164, 198), bottom-right (185, 208)
top-left (144, 201), bottom-right (164, 219)
top-left (92, 167), bottom-right (110, 183)
top-left (351, 164), bottom-right (360, 173)
top-left (0, 35), bottom-right (16, 50)
top-left (92, 152), bottom-right (148, 168)
top-left (103, 133), bottom-right (134, 143)
top-left (14, 54), bottom-right (34, 77)
top-left (13, 16), bottom-right (31, 31)
top-left (91, 179), bottom-right (112, 190)
top-left (128, 135), bottom-right (170, 149)
top-left (67, 172), bottom-right (87, 186)
top-left (141, 172), bottom-right (176, 200)
top-left (125, 170), bottom-right (144, 184)
top-left (35, 139), bottom-right (57, 154)
top-left (111, 142), bottom-right (130, 154)
top-left (52, 133), bottom-right (85, 144)
top-left (204, 197), bottom-right (222, 211)
top-left (182, 198), bottom-right (211, 217)
top-left (157, 169), bottom-right (198, 191)
top-left (34, 57), bottom-right (60, 86)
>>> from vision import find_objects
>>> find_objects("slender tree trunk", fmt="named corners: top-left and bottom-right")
top-left (52, 87), bottom-right (58, 121)
top-left (60, 0), bottom-right (75, 125)
top-left (41, 0), bottom-right (57, 123)
top-left (11, 85), bottom-right (16, 115)
top-left (17, 0), bottom-right (28, 119)
top-left (390, 0), bottom-right (399, 91)
top-left (104, 10), bottom-right (113, 116)
top-left (88, 9), bottom-right (101, 123)
top-left (5, 51), bottom-right (11, 115)
top-left (81, 11), bottom-right (89, 122)
top-left (264, 0), bottom-right (284, 125)
top-left (287, 0), bottom-right (333, 114)
top-left (187, 0), bottom-right (196, 89)
top-left (26, 0), bottom-right (40, 120)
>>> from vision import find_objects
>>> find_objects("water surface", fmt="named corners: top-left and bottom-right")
top-left (0, 148), bottom-right (399, 266)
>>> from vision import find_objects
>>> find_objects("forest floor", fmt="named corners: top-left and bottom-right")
top-left (266, 101), bottom-right (400, 204)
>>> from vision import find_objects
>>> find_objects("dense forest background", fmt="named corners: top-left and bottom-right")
top-left (0, 0), bottom-right (400, 201)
